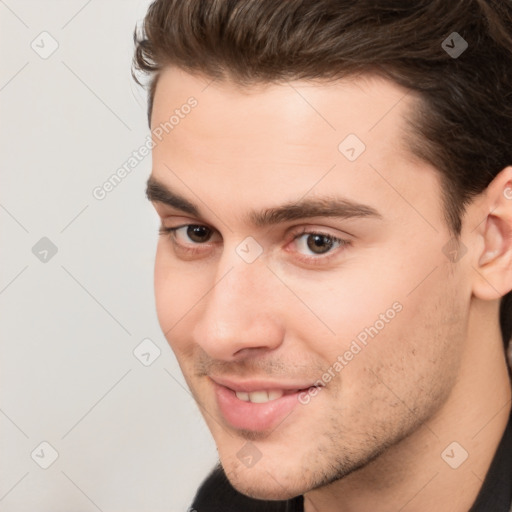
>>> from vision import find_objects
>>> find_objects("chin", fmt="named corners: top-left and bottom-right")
top-left (232, 480), bottom-right (300, 501)
top-left (225, 463), bottom-right (308, 501)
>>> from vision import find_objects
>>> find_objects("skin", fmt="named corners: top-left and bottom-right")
top-left (148, 65), bottom-right (512, 512)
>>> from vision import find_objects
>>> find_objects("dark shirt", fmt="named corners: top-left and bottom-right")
top-left (190, 407), bottom-right (512, 512)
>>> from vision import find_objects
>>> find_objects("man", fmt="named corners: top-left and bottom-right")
top-left (133, 1), bottom-right (512, 510)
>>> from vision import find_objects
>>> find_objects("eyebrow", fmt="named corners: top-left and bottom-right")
top-left (146, 176), bottom-right (382, 227)
top-left (146, 176), bottom-right (199, 216)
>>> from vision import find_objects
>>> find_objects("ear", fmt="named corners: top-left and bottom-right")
top-left (472, 166), bottom-right (512, 301)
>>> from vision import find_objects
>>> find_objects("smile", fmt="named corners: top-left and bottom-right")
top-left (210, 377), bottom-right (322, 431)
top-left (234, 389), bottom-right (297, 403)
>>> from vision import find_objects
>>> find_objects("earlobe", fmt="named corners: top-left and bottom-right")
top-left (472, 167), bottom-right (512, 301)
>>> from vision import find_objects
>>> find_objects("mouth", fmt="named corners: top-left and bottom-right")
top-left (210, 377), bottom-right (322, 431)
top-left (233, 388), bottom-right (297, 403)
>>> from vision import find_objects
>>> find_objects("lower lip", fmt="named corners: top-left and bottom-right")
top-left (212, 380), bottom-right (308, 432)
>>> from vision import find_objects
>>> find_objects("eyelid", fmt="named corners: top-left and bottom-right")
top-left (287, 225), bottom-right (353, 247)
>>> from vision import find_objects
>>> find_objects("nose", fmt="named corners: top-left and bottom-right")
top-left (191, 255), bottom-right (285, 361)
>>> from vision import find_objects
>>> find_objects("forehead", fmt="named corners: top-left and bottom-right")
top-left (151, 67), bottom-right (416, 146)
top-left (149, 66), bottom-right (441, 232)
top-left (151, 67), bottom-right (418, 173)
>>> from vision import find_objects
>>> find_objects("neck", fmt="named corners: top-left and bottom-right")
top-left (304, 299), bottom-right (512, 512)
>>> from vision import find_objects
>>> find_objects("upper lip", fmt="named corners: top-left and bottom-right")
top-left (209, 375), bottom-right (321, 393)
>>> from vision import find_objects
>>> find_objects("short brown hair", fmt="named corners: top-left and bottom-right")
top-left (132, 0), bottom-right (512, 353)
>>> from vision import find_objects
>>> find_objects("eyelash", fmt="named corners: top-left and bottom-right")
top-left (158, 225), bottom-right (351, 265)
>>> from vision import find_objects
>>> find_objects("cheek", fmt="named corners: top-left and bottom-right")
top-left (352, 268), bottom-right (466, 407)
top-left (154, 246), bottom-right (173, 329)
top-left (153, 245), bottom-right (207, 348)
top-left (295, 246), bottom-right (468, 394)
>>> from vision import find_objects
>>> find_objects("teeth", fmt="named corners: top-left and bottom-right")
top-left (235, 389), bottom-right (285, 403)
top-left (247, 391), bottom-right (269, 403)
top-left (268, 390), bottom-right (284, 400)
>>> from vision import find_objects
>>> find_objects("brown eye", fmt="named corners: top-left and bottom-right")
top-left (292, 231), bottom-right (347, 259)
top-left (306, 234), bottom-right (337, 254)
top-left (186, 225), bottom-right (213, 243)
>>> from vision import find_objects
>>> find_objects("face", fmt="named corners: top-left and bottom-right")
top-left (148, 66), bottom-right (472, 500)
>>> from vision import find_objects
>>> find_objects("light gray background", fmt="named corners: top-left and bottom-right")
top-left (0, 1), bottom-right (218, 510)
